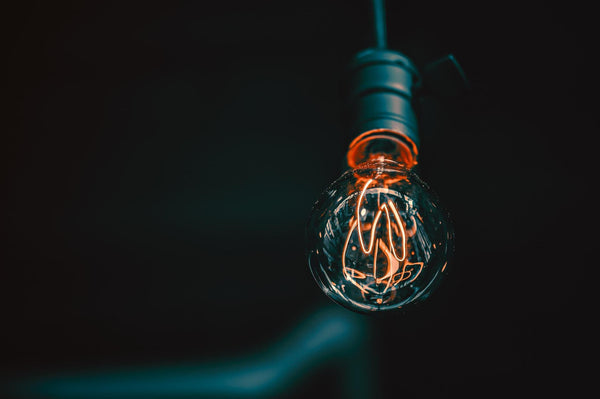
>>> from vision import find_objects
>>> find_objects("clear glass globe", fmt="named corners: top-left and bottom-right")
top-left (307, 158), bottom-right (454, 312)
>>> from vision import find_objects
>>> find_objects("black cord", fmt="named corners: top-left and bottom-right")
top-left (372, 0), bottom-right (387, 48)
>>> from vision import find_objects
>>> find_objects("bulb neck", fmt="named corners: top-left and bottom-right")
top-left (345, 48), bottom-right (421, 169)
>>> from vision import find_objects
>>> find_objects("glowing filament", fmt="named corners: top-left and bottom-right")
top-left (342, 179), bottom-right (423, 299)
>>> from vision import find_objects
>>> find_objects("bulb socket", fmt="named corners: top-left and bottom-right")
top-left (345, 48), bottom-right (421, 169)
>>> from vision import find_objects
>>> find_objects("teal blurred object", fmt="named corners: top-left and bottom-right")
top-left (7, 306), bottom-right (374, 398)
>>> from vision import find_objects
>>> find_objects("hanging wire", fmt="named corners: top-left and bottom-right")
top-left (372, 0), bottom-right (387, 48)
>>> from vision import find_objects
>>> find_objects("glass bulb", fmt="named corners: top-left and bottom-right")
top-left (307, 158), bottom-right (454, 312)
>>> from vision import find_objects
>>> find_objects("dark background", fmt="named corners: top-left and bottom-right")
top-left (2, 0), bottom-right (596, 397)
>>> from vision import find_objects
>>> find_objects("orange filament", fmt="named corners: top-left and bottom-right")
top-left (355, 179), bottom-right (407, 261)
top-left (342, 178), bottom-right (423, 300)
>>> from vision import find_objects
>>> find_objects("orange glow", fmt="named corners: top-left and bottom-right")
top-left (342, 178), bottom-right (423, 300)
top-left (346, 129), bottom-right (418, 169)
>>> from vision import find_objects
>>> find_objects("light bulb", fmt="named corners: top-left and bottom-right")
top-left (307, 156), bottom-right (454, 312)
top-left (305, 44), bottom-right (458, 312)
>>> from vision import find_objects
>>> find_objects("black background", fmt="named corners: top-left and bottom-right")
top-left (2, 0), bottom-right (597, 397)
